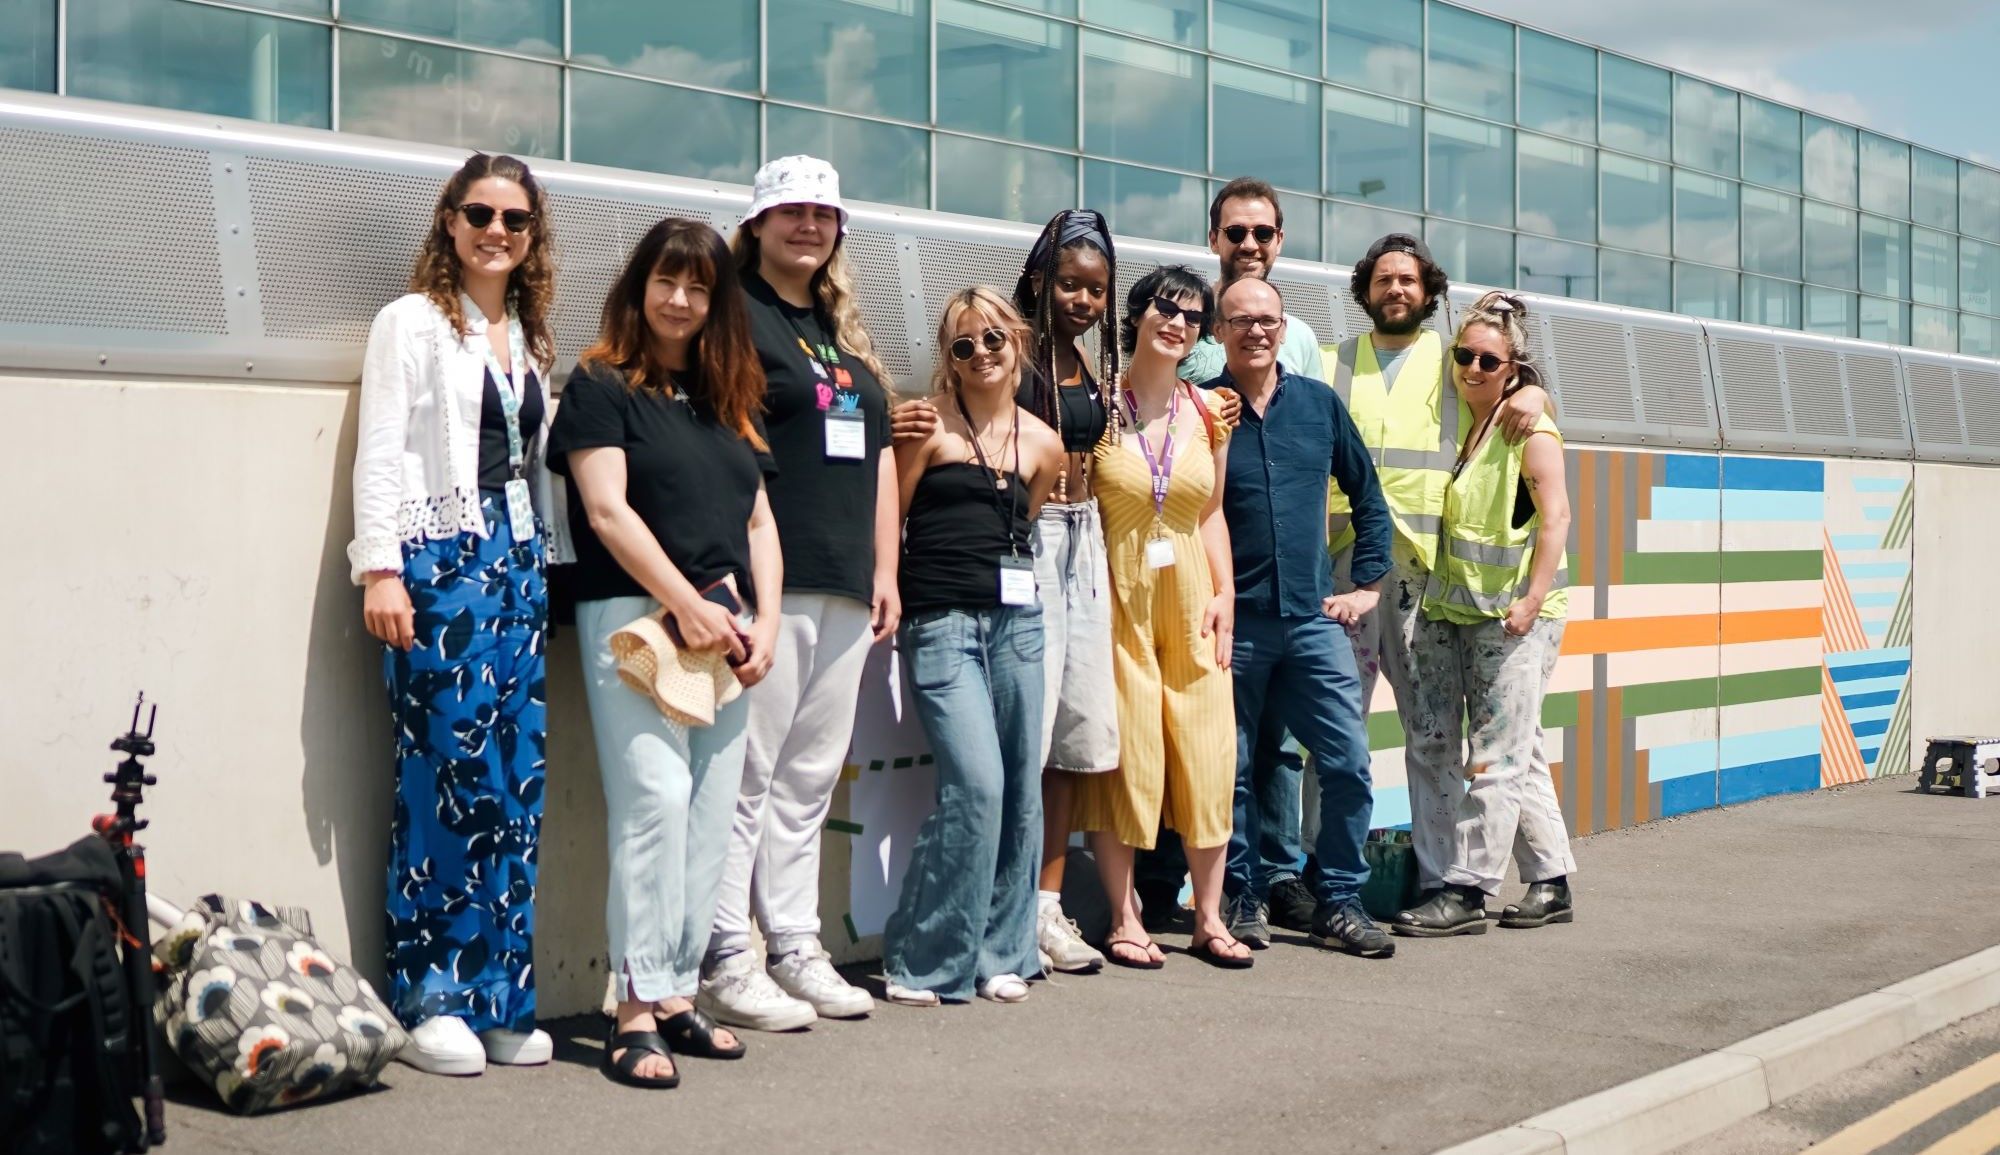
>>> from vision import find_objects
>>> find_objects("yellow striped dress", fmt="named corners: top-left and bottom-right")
top-left (1073, 384), bottom-right (1236, 850)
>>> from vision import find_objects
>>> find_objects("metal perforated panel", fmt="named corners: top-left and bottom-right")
top-left (1, 127), bottom-right (227, 334)
top-left (1544, 314), bottom-right (1636, 425)
top-left (1269, 276), bottom-right (1337, 348)
top-left (914, 235), bottom-right (1034, 351)
top-left (1783, 346), bottom-right (1852, 440)
top-left (840, 228), bottom-right (912, 387)
top-left (249, 157), bottom-right (435, 344)
top-left (1904, 361), bottom-right (1967, 455)
top-left (1714, 336), bottom-right (1790, 439)
top-left (1630, 327), bottom-right (1716, 438)
top-left (1960, 366), bottom-right (2000, 452)
top-left (546, 196), bottom-right (709, 365)
top-left (1844, 352), bottom-right (1909, 445)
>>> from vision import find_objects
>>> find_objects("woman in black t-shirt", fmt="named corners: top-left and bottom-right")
top-left (696, 156), bottom-right (896, 1030)
top-left (547, 219), bottom-right (780, 1090)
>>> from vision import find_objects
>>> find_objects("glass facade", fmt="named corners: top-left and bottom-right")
top-left (5, 0), bottom-right (1998, 356)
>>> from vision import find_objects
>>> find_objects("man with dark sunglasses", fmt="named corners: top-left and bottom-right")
top-left (1176, 177), bottom-right (1325, 388)
top-left (1325, 233), bottom-right (1560, 937)
top-left (1211, 276), bottom-right (1397, 959)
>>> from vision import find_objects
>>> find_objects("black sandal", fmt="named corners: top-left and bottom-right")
top-left (657, 1007), bottom-right (747, 1060)
top-left (1188, 935), bottom-right (1255, 970)
top-left (602, 1026), bottom-right (679, 1089)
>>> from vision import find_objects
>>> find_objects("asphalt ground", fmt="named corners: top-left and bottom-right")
top-left (161, 776), bottom-right (2000, 1155)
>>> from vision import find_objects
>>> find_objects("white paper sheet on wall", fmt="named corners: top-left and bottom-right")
top-left (844, 644), bottom-right (936, 939)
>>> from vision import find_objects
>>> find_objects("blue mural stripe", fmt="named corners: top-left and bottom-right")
top-left (1659, 772), bottom-right (1718, 816)
top-left (1844, 704), bottom-right (1895, 724)
top-left (1722, 490), bottom-right (1825, 521)
top-left (1828, 659), bottom-right (1913, 682)
top-left (1839, 689), bottom-right (1903, 710)
top-left (1833, 674), bottom-right (1908, 697)
top-left (1649, 739), bottom-right (1722, 782)
top-left (1862, 506), bottom-right (1894, 521)
top-left (1649, 488), bottom-right (1723, 521)
top-left (1719, 725), bottom-right (1821, 769)
top-left (1830, 533), bottom-right (1881, 551)
top-left (1826, 646), bottom-right (1910, 669)
top-left (1373, 785), bottom-right (1411, 831)
top-left (1863, 623), bottom-right (1889, 638)
top-left (1662, 455), bottom-right (1720, 489)
top-left (1851, 718), bottom-right (1890, 738)
top-left (1719, 755), bottom-right (1823, 805)
top-left (1719, 457), bottom-right (1825, 491)
top-left (1851, 592), bottom-right (1900, 607)
top-left (1851, 477), bottom-right (1908, 492)
top-left (1842, 562), bottom-right (1911, 580)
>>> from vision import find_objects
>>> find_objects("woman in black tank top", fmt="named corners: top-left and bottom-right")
top-left (880, 287), bottom-right (1064, 1007)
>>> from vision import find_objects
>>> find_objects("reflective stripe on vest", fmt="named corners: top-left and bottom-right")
top-left (1422, 412), bottom-right (1569, 622)
top-left (1326, 330), bottom-right (1463, 571)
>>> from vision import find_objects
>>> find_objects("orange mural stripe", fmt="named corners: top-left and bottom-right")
top-left (1576, 452), bottom-right (1596, 588)
top-left (1609, 454), bottom-right (1628, 586)
top-left (1574, 689), bottom-right (1595, 837)
top-left (1637, 454), bottom-right (1653, 521)
top-left (1820, 530), bottom-right (1869, 654)
top-left (1820, 662), bottom-right (1869, 786)
top-left (1634, 749), bottom-right (1651, 824)
top-left (1605, 686), bottom-right (1625, 830)
top-left (1561, 608), bottom-right (1817, 655)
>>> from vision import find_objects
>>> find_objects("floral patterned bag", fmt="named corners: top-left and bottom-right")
top-left (152, 895), bottom-right (406, 1113)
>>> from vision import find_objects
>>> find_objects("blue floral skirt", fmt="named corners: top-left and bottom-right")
top-left (381, 493), bottom-right (546, 1032)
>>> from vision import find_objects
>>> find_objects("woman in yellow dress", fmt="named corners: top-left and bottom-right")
top-left (1075, 265), bottom-right (1251, 970)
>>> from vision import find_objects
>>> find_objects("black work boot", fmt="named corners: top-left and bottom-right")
top-left (1499, 879), bottom-right (1574, 928)
top-left (1390, 886), bottom-right (1489, 937)
top-left (1266, 876), bottom-right (1317, 933)
top-left (1309, 900), bottom-right (1395, 958)
top-left (1136, 880), bottom-right (1184, 933)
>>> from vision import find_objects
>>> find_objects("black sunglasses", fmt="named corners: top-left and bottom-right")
top-left (949, 327), bottom-right (1009, 362)
top-left (458, 203), bottom-right (535, 233)
top-left (1221, 224), bottom-right (1278, 245)
top-left (1451, 345), bottom-right (1514, 373)
top-left (1151, 296), bottom-right (1207, 330)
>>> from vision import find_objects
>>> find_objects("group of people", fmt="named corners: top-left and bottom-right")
top-left (349, 149), bottom-right (1578, 1091)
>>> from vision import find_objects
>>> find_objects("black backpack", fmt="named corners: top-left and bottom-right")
top-left (0, 835), bottom-right (146, 1155)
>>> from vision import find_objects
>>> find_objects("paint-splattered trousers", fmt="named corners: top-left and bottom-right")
top-left (1410, 614), bottom-right (1576, 895)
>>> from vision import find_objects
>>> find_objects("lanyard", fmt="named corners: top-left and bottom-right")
top-left (783, 305), bottom-right (840, 371)
top-left (468, 297), bottom-right (531, 481)
top-left (952, 390), bottom-right (1024, 558)
top-left (1122, 382), bottom-right (1181, 523)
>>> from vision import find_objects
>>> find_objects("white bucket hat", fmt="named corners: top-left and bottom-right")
top-left (740, 154), bottom-right (848, 232)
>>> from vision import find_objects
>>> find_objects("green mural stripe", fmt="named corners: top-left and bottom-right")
top-left (1881, 678), bottom-right (1913, 777)
top-left (827, 819), bottom-right (863, 835)
top-left (1613, 667), bottom-right (1819, 717)
top-left (1541, 690), bottom-right (1579, 729)
top-left (843, 913), bottom-right (860, 944)
top-left (1617, 676), bottom-right (1715, 716)
top-left (1367, 711), bottom-right (1405, 750)
top-left (1617, 550), bottom-right (1822, 584)
top-left (1887, 579), bottom-right (1914, 650)
top-left (1884, 484), bottom-right (1916, 551)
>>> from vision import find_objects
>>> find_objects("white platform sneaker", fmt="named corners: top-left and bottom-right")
top-left (479, 1027), bottom-right (553, 1066)
top-left (769, 943), bottom-right (875, 1019)
top-left (697, 950), bottom-right (818, 1032)
top-left (399, 1015), bottom-right (486, 1077)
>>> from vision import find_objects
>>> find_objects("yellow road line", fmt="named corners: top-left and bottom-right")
top-left (1912, 1103), bottom-right (2000, 1155)
top-left (1806, 1053), bottom-right (2000, 1155)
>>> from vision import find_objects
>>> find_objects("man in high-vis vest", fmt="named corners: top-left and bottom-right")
top-left (1324, 233), bottom-right (1554, 919)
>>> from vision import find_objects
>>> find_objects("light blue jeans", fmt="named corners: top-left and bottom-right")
top-left (883, 605), bottom-right (1045, 1000)
top-left (577, 596), bottom-right (751, 1003)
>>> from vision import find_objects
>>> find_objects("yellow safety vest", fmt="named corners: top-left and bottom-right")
top-left (1422, 412), bottom-right (1569, 624)
top-left (1325, 331), bottom-right (1466, 572)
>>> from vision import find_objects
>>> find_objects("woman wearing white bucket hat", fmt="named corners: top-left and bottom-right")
top-left (698, 155), bottom-right (899, 1031)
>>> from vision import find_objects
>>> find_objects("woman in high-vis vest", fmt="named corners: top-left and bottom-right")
top-left (1396, 291), bottom-right (1577, 937)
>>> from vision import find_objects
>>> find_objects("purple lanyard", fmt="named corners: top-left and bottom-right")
top-left (1123, 384), bottom-right (1181, 522)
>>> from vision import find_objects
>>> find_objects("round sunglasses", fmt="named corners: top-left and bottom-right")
top-left (457, 203), bottom-right (535, 234)
top-left (1220, 224), bottom-right (1278, 245)
top-left (1451, 345), bottom-right (1514, 373)
top-left (950, 327), bottom-right (1009, 361)
top-left (1151, 296), bottom-right (1208, 330)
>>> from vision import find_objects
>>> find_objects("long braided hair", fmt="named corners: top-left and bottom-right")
top-left (1011, 210), bottom-right (1119, 495)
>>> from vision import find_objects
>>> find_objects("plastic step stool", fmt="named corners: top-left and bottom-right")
top-left (1918, 736), bottom-right (2000, 798)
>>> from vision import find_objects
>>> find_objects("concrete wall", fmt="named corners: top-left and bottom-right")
top-left (8, 372), bottom-right (1999, 1019)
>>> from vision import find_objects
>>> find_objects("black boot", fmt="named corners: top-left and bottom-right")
top-left (1500, 879), bottom-right (1574, 928)
top-left (1266, 877), bottom-right (1317, 934)
top-left (1390, 886), bottom-right (1488, 937)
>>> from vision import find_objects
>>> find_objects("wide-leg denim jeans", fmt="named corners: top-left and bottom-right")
top-left (883, 605), bottom-right (1045, 1000)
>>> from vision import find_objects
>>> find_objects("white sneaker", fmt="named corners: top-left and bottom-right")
top-left (768, 944), bottom-right (875, 1019)
top-left (478, 1027), bottom-right (552, 1066)
top-left (697, 951), bottom-right (818, 1032)
top-left (399, 1015), bottom-right (486, 1076)
top-left (977, 974), bottom-right (1030, 1003)
top-left (1037, 905), bottom-right (1106, 973)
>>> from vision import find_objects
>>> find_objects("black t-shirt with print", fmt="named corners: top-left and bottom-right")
top-left (547, 361), bottom-right (777, 608)
top-left (741, 270), bottom-right (892, 604)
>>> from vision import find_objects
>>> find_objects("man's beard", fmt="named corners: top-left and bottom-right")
top-left (1366, 296), bottom-right (1426, 336)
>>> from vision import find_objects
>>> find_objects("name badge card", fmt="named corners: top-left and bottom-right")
top-left (825, 411), bottom-right (867, 460)
top-left (1145, 536), bottom-right (1175, 570)
top-left (504, 478), bottom-right (537, 544)
top-left (998, 556), bottom-right (1037, 606)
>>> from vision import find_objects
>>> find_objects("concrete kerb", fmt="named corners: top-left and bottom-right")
top-left (1434, 944), bottom-right (2000, 1155)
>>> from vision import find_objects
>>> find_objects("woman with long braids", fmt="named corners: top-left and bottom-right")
top-left (350, 153), bottom-right (564, 1075)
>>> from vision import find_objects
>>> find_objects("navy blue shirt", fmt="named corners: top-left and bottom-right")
top-left (1218, 368), bottom-right (1393, 618)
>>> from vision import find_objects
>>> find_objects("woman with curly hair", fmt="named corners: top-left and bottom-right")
top-left (348, 152), bottom-right (565, 1076)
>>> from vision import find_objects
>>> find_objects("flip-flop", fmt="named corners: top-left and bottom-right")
top-left (1104, 937), bottom-right (1165, 970)
top-left (1188, 935), bottom-right (1255, 970)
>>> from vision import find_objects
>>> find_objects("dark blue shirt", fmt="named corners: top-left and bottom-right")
top-left (1218, 368), bottom-right (1392, 618)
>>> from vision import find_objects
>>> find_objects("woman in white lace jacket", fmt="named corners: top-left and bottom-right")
top-left (346, 152), bottom-right (569, 1079)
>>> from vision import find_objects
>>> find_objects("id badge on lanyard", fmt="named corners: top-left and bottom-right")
top-left (824, 410), bottom-right (867, 460)
top-left (477, 308), bottom-right (538, 544)
top-left (999, 555), bottom-right (1037, 606)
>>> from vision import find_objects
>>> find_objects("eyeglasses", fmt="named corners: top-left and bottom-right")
top-left (1450, 345), bottom-right (1514, 373)
top-left (457, 203), bottom-right (534, 233)
top-left (949, 327), bottom-right (1009, 362)
top-left (1223, 315), bottom-right (1284, 334)
top-left (1150, 296), bottom-right (1207, 330)
top-left (1220, 224), bottom-right (1278, 245)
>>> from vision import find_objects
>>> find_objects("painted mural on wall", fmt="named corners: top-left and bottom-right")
top-left (816, 446), bottom-right (1919, 957)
